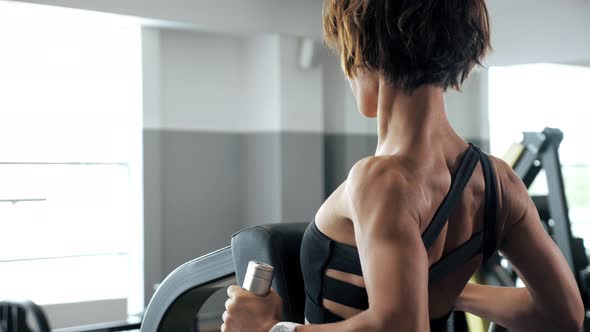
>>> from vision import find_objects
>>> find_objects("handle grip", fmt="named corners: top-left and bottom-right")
top-left (242, 261), bottom-right (274, 296)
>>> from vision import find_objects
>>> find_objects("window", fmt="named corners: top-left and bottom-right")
top-left (489, 63), bottom-right (590, 242)
top-left (0, 1), bottom-right (143, 323)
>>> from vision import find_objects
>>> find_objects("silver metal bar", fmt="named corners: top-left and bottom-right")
top-left (140, 246), bottom-right (235, 332)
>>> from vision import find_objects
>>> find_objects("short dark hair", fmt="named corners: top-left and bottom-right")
top-left (323, 0), bottom-right (491, 92)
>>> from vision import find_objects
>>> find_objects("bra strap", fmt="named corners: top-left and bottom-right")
top-left (422, 145), bottom-right (480, 250)
top-left (473, 145), bottom-right (499, 260)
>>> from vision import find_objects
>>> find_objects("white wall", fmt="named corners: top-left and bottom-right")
top-left (17, 0), bottom-right (590, 139)
top-left (445, 70), bottom-right (490, 141)
top-left (153, 31), bottom-right (327, 133)
top-left (245, 35), bottom-right (281, 131)
top-left (278, 36), bottom-right (324, 133)
top-left (15, 0), bottom-right (322, 39)
top-left (142, 28), bottom-right (162, 129)
top-left (141, 27), bottom-right (163, 304)
top-left (320, 47), bottom-right (376, 135)
top-left (159, 29), bottom-right (249, 131)
top-left (487, 0), bottom-right (590, 66)
top-left (17, 0), bottom-right (590, 66)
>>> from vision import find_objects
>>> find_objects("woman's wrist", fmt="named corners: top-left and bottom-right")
top-left (264, 320), bottom-right (281, 332)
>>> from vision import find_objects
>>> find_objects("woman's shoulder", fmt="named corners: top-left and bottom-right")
top-left (345, 155), bottom-right (424, 222)
top-left (487, 154), bottom-right (535, 239)
top-left (347, 155), bottom-right (420, 192)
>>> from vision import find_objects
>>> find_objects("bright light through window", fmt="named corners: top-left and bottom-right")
top-left (489, 63), bottom-right (590, 240)
top-left (0, 0), bottom-right (142, 310)
top-left (489, 64), bottom-right (590, 164)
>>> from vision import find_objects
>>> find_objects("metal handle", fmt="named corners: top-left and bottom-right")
top-left (242, 261), bottom-right (274, 296)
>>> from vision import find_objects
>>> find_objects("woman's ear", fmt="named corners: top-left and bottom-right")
top-left (350, 71), bottom-right (379, 118)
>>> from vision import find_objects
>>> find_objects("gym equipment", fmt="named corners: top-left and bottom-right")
top-left (141, 223), bottom-right (307, 332)
top-left (483, 128), bottom-right (590, 331)
top-left (0, 300), bottom-right (50, 332)
top-left (0, 299), bottom-right (141, 332)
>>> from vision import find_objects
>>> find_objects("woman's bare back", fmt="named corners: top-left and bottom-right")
top-left (314, 144), bottom-right (508, 319)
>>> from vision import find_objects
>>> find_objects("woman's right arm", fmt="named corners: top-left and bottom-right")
top-left (456, 161), bottom-right (584, 332)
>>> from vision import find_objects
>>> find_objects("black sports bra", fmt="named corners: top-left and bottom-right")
top-left (299, 144), bottom-right (498, 331)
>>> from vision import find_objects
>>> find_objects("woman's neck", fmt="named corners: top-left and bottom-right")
top-left (374, 82), bottom-right (460, 156)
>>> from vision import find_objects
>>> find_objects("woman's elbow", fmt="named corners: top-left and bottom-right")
top-left (564, 292), bottom-right (586, 331)
top-left (565, 303), bottom-right (585, 332)
top-left (544, 296), bottom-right (585, 332)
top-left (554, 312), bottom-right (584, 332)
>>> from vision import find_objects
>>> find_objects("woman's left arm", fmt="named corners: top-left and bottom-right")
top-left (223, 158), bottom-right (430, 332)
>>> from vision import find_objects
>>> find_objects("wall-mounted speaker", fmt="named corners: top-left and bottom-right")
top-left (298, 37), bottom-right (318, 70)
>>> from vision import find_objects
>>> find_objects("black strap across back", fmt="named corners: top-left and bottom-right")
top-left (300, 143), bottom-right (499, 329)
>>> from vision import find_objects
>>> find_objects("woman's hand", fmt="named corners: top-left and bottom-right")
top-left (221, 285), bottom-right (283, 332)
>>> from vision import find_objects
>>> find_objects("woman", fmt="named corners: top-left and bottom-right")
top-left (222, 0), bottom-right (585, 331)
